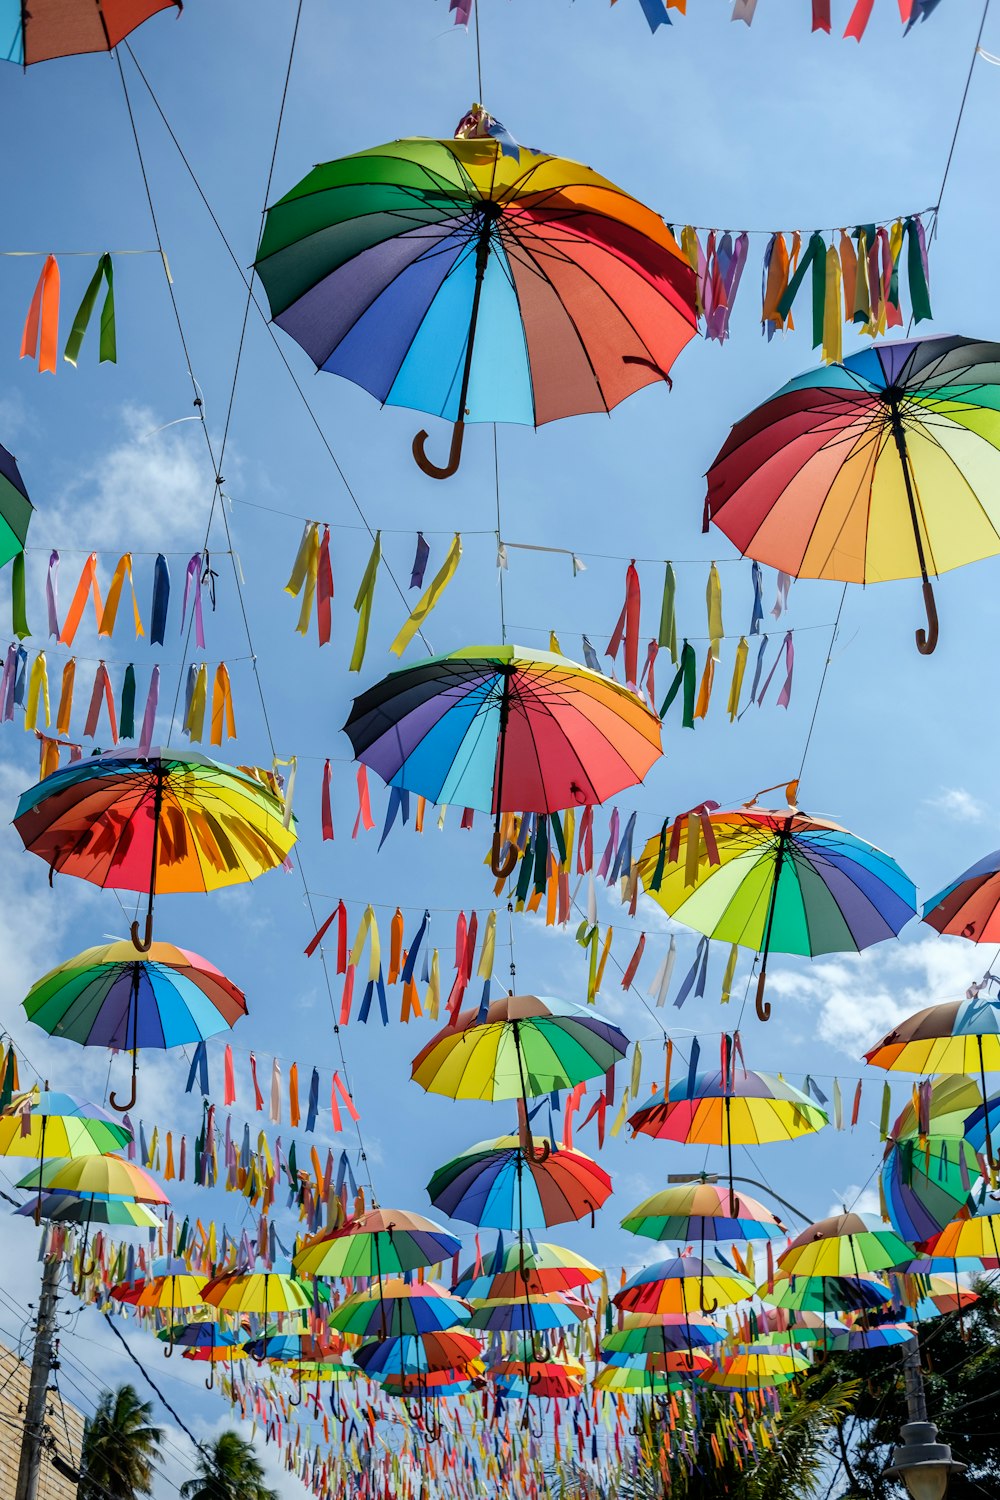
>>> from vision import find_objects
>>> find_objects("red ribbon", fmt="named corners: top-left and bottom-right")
top-left (316, 526), bottom-right (333, 646)
top-left (321, 759), bottom-right (334, 841)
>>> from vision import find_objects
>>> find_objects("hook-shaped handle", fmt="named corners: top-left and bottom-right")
top-left (163, 1337), bottom-right (174, 1359)
top-left (130, 912), bottom-right (154, 953)
top-left (526, 1139), bottom-right (551, 1166)
top-left (412, 421), bottom-right (465, 481)
top-left (287, 1381), bottom-right (302, 1408)
top-left (755, 968), bottom-right (771, 1024)
top-left (535, 1343), bottom-right (554, 1363)
top-left (425, 1417), bottom-right (443, 1444)
top-left (916, 579), bottom-right (939, 655)
top-left (699, 1292), bottom-right (719, 1316)
top-left (109, 1073), bottom-right (138, 1114)
top-left (205, 1361), bottom-right (215, 1391)
top-left (490, 831), bottom-right (518, 879)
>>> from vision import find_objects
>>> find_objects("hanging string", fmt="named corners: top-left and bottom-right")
top-left (474, 0), bottom-right (484, 100)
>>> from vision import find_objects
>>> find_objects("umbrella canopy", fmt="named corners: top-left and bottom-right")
top-left (924, 852), bottom-right (1000, 943)
top-left (919, 1208), bottom-right (1000, 1262)
top-left (15, 1192), bottom-right (159, 1228)
top-left (411, 994), bottom-right (629, 1101)
top-left (345, 647), bottom-right (661, 872)
top-left (2, 0), bottom-right (180, 64)
top-left (0, 1091), bottom-right (130, 1158)
top-left (779, 1214), bottom-right (913, 1278)
top-left (255, 120), bottom-right (696, 478)
top-left (754, 1308), bottom-right (841, 1348)
top-left (704, 335), bottom-right (1000, 652)
top-left (637, 803), bottom-right (915, 1021)
top-left (760, 1273), bottom-right (892, 1315)
top-left (353, 1331), bottom-right (482, 1378)
top-left (600, 1348), bottom-right (714, 1376)
top-left (24, 940), bottom-right (247, 1050)
top-left (866, 998), bottom-right (1000, 1074)
top-left (592, 1366), bottom-right (690, 1395)
top-left (881, 1137), bottom-right (979, 1244)
top-left (159, 1322), bottom-right (239, 1350)
top-left (701, 1344), bottom-right (809, 1390)
top-left (629, 1071), bottom-right (826, 1169)
top-left (380, 1368), bottom-right (478, 1398)
top-left (129, 1273), bottom-right (211, 1315)
top-left (614, 1255), bottom-right (755, 1316)
top-left (293, 1208), bottom-right (461, 1278)
top-left (839, 1321), bottom-right (915, 1351)
top-left (601, 1315), bottom-right (727, 1355)
top-left (453, 1238), bottom-right (600, 1298)
top-left (427, 1134), bottom-right (612, 1229)
top-left (16, 1153), bottom-right (168, 1204)
top-left (201, 1271), bottom-right (312, 1318)
top-left (467, 1292), bottom-right (588, 1333)
top-left (492, 1360), bottom-right (585, 1399)
top-left (14, 748), bottom-right (296, 969)
top-left (328, 1281), bottom-right (471, 1339)
top-left (0, 443), bottom-right (31, 565)
top-left (621, 1183), bottom-right (785, 1243)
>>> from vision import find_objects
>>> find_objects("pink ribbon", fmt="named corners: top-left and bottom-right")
top-left (180, 553), bottom-right (205, 649)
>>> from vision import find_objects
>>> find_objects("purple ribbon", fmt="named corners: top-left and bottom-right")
top-left (139, 664), bottom-right (159, 753)
top-left (409, 531), bottom-right (430, 589)
top-left (0, 645), bottom-right (17, 722)
top-left (46, 552), bottom-right (60, 638)
top-left (180, 553), bottom-right (205, 649)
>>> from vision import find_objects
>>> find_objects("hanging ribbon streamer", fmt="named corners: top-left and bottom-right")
top-left (210, 663), bottom-right (237, 745)
top-left (321, 759), bottom-right (334, 841)
top-left (139, 665), bottom-right (159, 751)
top-left (316, 525), bottom-right (333, 646)
top-left (659, 641), bottom-right (696, 727)
top-left (150, 556), bottom-right (170, 645)
top-left (11, 552), bottom-right (29, 640)
top-left (726, 636), bottom-right (748, 721)
top-left (183, 663), bottom-right (208, 741)
top-left (352, 766), bottom-right (375, 838)
top-left (673, 936), bottom-right (710, 1009)
top-left (119, 664), bottom-right (136, 739)
top-left (657, 562), bottom-right (677, 663)
top-left (56, 658), bottom-right (75, 736)
top-left (63, 253), bottom-right (116, 366)
top-left (46, 552), bottom-right (60, 638)
top-left (389, 532), bottom-right (462, 657)
top-left (648, 935), bottom-right (676, 1007)
top-left (84, 662), bottom-right (118, 743)
top-left (706, 563), bottom-right (724, 659)
top-left (285, 522), bottom-right (320, 635)
top-left (99, 554), bottom-right (144, 639)
top-left (20, 254), bottom-right (60, 373)
top-left (606, 562), bottom-right (641, 687)
top-left (409, 532), bottom-right (430, 589)
top-left (350, 532), bottom-right (380, 672)
top-left (180, 554), bottom-right (206, 650)
top-left (24, 652), bottom-right (50, 731)
top-left (59, 554), bottom-right (103, 647)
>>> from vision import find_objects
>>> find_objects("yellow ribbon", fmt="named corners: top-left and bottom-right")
top-left (24, 652), bottom-right (50, 731)
top-left (476, 909), bottom-right (496, 980)
top-left (349, 904), bottom-right (381, 983)
top-left (390, 533), bottom-right (462, 657)
top-left (694, 648), bottom-right (714, 719)
top-left (726, 636), bottom-right (748, 721)
top-left (821, 246), bottom-right (843, 365)
top-left (285, 522), bottom-right (320, 635)
top-left (350, 532), bottom-right (381, 672)
top-left (184, 663), bottom-right (208, 741)
top-left (706, 562), bottom-right (723, 660)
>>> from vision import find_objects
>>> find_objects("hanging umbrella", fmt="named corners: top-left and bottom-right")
top-left (427, 1130), bottom-right (611, 1229)
top-left (754, 1308), bottom-right (842, 1349)
top-left (293, 1208), bottom-right (461, 1278)
top-left (0, 1091), bottom-right (130, 1158)
top-left (380, 1367), bottom-right (479, 1399)
top-left (16, 1153), bottom-right (168, 1203)
top-left (918, 1207), bottom-right (1000, 1262)
top-left (637, 797), bottom-right (915, 1020)
top-left (3, 0), bottom-right (180, 65)
top-left (201, 1270), bottom-right (312, 1321)
top-left (628, 1070), bottom-right (826, 1214)
top-left (759, 1272), bottom-right (892, 1316)
top-left (159, 1319), bottom-right (242, 1390)
top-left (924, 852), bottom-right (1000, 943)
top-left (704, 335), bottom-right (1000, 653)
top-left (15, 1192), bottom-right (159, 1229)
top-left (838, 1318), bottom-right (915, 1351)
top-left (0, 443), bottom-right (31, 565)
top-left (614, 1254), bottom-right (755, 1317)
top-left (621, 1183), bottom-right (785, 1243)
top-left (592, 1366), bottom-right (690, 1395)
top-left (345, 646), bottom-right (661, 874)
top-left (119, 1267), bottom-right (213, 1352)
top-left (467, 1291), bottom-right (588, 1333)
top-left (255, 110), bottom-right (696, 479)
top-left (353, 1331), bottom-right (483, 1379)
top-left (601, 1314), bottom-right (726, 1355)
top-left (14, 748), bottom-right (296, 998)
top-left (865, 998), bottom-right (1000, 1167)
top-left (879, 1077), bottom-right (981, 1242)
top-left (328, 1281), bottom-right (471, 1339)
top-left (412, 993), bottom-right (629, 1102)
top-left (779, 1214), bottom-right (913, 1279)
top-left (24, 939), bottom-right (247, 1111)
top-left (453, 1238), bottom-right (601, 1298)
top-left (492, 1358), bottom-right (585, 1400)
top-left (700, 1345), bottom-right (809, 1390)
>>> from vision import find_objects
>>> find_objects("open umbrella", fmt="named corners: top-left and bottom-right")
top-left (1, 1089), bottom-right (132, 1227)
top-left (453, 1238), bottom-right (600, 1298)
top-left (637, 797), bottom-right (915, 1020)
top-left (24, 940), bottom-right (247, 1111)
top-left (621, 1183), bottom-right (785, 1243)
top-left (255, 110), bottom-right (696, 478)
top-left (879, 1077), bottom-right (981, 1242)
top-left (15, 1192), bottom-right (159, 1229)
top-left (329, 1281), bottom-right (471, 1340)
top-left (601, 1314), bottom-right (726, 1356)
top-left (918, 1207), bottom-right (1000, 1263)
top-left (345, 646), bottom-right (661, 874)
top-left (353, 1331), bottom-right (482, 1379)
top-left (700, 1344), bottom-right (809, 1390)
top-left (412, 993), bottom-right (628, 1102)
top-left (3, 0), bottom-right (180, 65)
top-left (592, 1366), bottom-right (690, 1396)
top-left (427, 1130), bottom-right (611, 1229)
top-left (201, 1269), bottom-right (312, 1326)
top-left (16, 1153), bottom-right (168, 1203)
top-left (14, 748), bottom-right (296, 985)
top-left (779, 1214), bottom-right (912, 1279)
top-left (467, 1291), bottom-right (587, 1333)
top-left (704, 335), bottom-right (1000, 653)
top-left (760, 1272), bottom-right (891, 1316)
top-left (924, 852), bottom-right (1000, 946)
top-left (0, 443), bottom-right (31, 565)
top-left (614, 1254), bottom-right (754, 1317)
top-left (293, 1208), bottom-right (461, 1278)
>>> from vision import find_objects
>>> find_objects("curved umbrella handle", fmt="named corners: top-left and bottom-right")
top-left (699, 1292), bottom-right (718, 1316)
top-left (412, 422), bottom-right (465, 481)
top-left (109, 1077), bottom-right (138, 1113)
top-left (622, 354), bottom-right (673, 391)
top-left (535, 1343), bottom-right (554, 1363)
top-left (754, 968), bottom-right (771, 1024)
top-left (205, 1361), bottom-right (215, 1391)
top-left (490, 831), bottom-right (518, 879)
top-left (916, 579), bottom-right (939, 655)
top-left (526, 1138), bottom-right (551, 1166)
top-left (287, 1381), bottom-right (302, 1408)
top-left (130, 912), bottom-right (154, 953)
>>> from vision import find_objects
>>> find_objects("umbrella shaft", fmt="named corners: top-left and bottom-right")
top-left (887, 395), bottom-right (930, 585)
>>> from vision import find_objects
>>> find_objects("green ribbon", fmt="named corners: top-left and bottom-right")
top-left (657, 562), bottom-right (677, 663)
top-left (776, 231), bottom-right (827, 348)
top-left (0, 1046), bottom-right (16, 1111)
top-left (11, 551), bottom-right (29, 640)
top-left (904, 218), bottom-right (933, 323)
top-left (659, 640), bottom-right (696, 728)
top-left (548, 812), bottom-right (566, 866)
top-left (64, 253), bottom-right (116, 367)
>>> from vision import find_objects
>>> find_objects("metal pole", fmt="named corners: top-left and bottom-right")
top-left (14, 1255), bottom-right (60, 1500)
top-left (901, 1334), bottom-right (928, 1424)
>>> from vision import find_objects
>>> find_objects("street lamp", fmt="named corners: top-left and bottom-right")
top-left (883, 1421), bottom-right (965, 1500)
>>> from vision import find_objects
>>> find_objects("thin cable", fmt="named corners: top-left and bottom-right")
top-left (935, 0), bottom-right (991, 222)
top-left (796, 583), bottom-right (848, 793)
top-left (494, 426), bottom-right (506, 645)
top-left (474, 0), bottom-right (484, 99)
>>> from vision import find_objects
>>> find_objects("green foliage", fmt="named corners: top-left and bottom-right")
top-left (179, 1430), bottom-right (278, 1500)
top-left (78, 1383), bottom-right (164, 1500)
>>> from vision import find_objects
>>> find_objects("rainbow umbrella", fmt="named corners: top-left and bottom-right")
top-left (621, 1182), bottom-right (785, 1244)
top-left (492, 1357), bottom-right (585, 1400)
top-left (14, 749), bottom-right (296, 1003)
top-left (427, 1132), bottom-right (611, 1229)
top-left (919, 1207), bottom-right (1000, 1262)
top-left (380, 1367), bottom-right (479, 1400)
top-left (759, 1273), bottom-right (891, 1316)
top-left (0, 443), bottom-right (31, 565)
top-left (700, 1345), bottom-right (808, 1390)
top-left (2, 0), bottom-right (180, 64)
top-left (345, 646), bottom-right (661, 874)
top-left (24, 940), bottom-right (247, 1112)
top-left (779, 1214), bottom-right (912, 1279)
top-left (453, 1237), bottom-right (600, 1298)
top-left (592, 1366), bottom-right (689, 1395)
top-left (293, 1208), bottom-right (461, 1278)
top-left (412, 993), bottom-right (629, 1102)
top-left (467, 1292), bottom-right (588, 1333)
top-left (838, 1319), bottom-right (915, 1351)
top-left (16, 1153), bottom-right (168, 1203)
top-left (0, 1091), bottom-right (130, 1159)
top-left (614, 1255), bottom-right (754, 1317)
top-left (15, 1193), bottom-right (159, 1229)
top-left (704, 335), bottom-right (1000, 653)
top-left (880, 1077), bottom-right (981, 1242)
top-left (255, 112), bottom-right (696, 479)
top-left (159, 1320), bottom-right (242, 1390)
top-left (754, 1308), bottom-right (842, 1348)
top-left (638, 801), bottom-right (915, 1021)
top-left (353, 1331), bottom-right (483, 1379)
top-left (201, 1270), bottom-right (312, 1321)
top-left (925, 852), bottom-right (1000, 944)
top-left (328, 1281), bottom-right (471, 1339)
top-left (601, 1314), bottom-right (726, 1356)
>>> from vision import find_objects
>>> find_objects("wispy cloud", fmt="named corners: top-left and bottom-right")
top-left (924, 787), bottom-right (989, 825)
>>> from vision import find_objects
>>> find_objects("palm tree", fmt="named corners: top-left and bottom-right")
top-left (179, 1431), bottom-right (277, 1500)
top-left (78, 1383), bottom-right (164, 1500)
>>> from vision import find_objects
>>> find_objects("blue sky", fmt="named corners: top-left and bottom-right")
top-left (0, 1), bottom-right (999, 1494)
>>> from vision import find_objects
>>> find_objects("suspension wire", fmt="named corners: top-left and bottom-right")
top-left (474, 0), bottom-right (484, 100)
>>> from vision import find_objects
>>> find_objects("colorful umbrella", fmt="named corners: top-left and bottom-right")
top-left (614, 1255), bottom-right (755, 1316)
top-left (427, 1132), bottom-right (612, 1229)
top-left (15, 1192), bottom-right (159, 1229)
top-left (621, 1182), bottom-right (785, 1243)
top-left (353, 1331), bottom-right (483, 1379)
top-left (293, 1208), bottom-right (461, 1278)
top-left (2, 0), bottom-right (180, 65)
top-left (14, 749), bottom-right (296, 996)
top-left (638, 799), bottom-right (915, 1020)
top-left (0, 443), bottom-right (31, 565)
top-left (759, 1273), bottom-right (891, 1316)
top-left (924, 851), bottom-right (1000, 944)
top-left (412, 993), bottom-right (629, 1101)
top-left (328, 1281), bottom-right (471, 1340)
top-left (492, 1358), bottom-right (585, 1400)
top-left (467, 1291), bottom-right (588, 1333)
top-left (838, 1319), bottom-right (915, 1351)
top-left (601, 1314), bottom-right (726, 1355)
top-left (592, 1366), bottom-right (689, 1396)
top-left (700, 1345), bottom-right (808, 1390)
top-left (919, 1207), bottom-right (1000, 1262)
top-left (704, 335), bottom-right (1000, 652)
top-left (453, 1238), bottom-right (600, 1298)
top-left (255, 113), bottom-right (696, 478)
top-left (881, 1137), bottom-right (978, 1244)
top-left (779, 1214), bottom-right (912, 1279)
top-left (201, 1270), bottom-right (312, 1321)
top-left (345, 646), bottom-right (661, 874)
top-left (0, 1091), bottom-right (130, 1159)
top-left (16, 1153), bottom-right (168, 1203)
top-left (23, 939), bottom-right (247, 1111)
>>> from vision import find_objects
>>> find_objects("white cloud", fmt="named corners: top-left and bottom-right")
top-left (924, 787), bottom-right (988, 824)
top-left (826, 1184), bottom-right (881, 1221)
top-left (767, 936), bottom-right (985, 1060)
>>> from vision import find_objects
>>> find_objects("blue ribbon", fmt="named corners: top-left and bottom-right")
top-left (150, 554), bottom-right (170, 645)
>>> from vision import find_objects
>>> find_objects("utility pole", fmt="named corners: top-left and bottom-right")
top-left (14, 1255), bottom-right (60, 1500)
